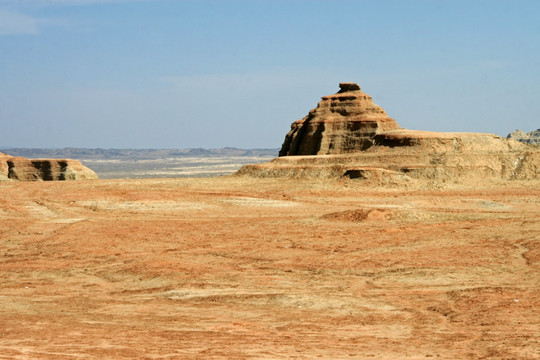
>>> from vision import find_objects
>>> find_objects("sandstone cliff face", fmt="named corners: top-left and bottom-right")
top-left (279, 83), bottom-right (400, 156)
top-left (0, 154), bottom-right (98, 181)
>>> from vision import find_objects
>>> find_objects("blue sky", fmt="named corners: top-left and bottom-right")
top-left (1, 0), bottom-right (539, 148)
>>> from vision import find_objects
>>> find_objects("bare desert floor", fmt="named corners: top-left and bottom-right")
top-left (0, 177), bottom-right (538, 359)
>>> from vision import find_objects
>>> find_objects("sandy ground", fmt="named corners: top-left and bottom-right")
top-left (0, 177), bottom-right (538, 359)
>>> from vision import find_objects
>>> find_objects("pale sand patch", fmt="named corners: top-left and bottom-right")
top-left (77, 200), bottom-right (207, 211)
top-left (25, 201), bottom-right (58, 218)
top-left (154, 288), bottom-right (400, 314)
top-left (221, 197), bottom-right (298, 207)
top-left (50, 218), bottom-right (86, 224)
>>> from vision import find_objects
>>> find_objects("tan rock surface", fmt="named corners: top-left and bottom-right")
top-left (0, 153), bottom-right (98, 181)
top-left (0, 177), bottom-right (538, 359)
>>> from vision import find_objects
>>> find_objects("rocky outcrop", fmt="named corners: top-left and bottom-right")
top-left (507, 129), bottom-right (540, 145)
top-left (238, 83), bottom-right (540, 184)
top-left (0, 153), bottom-right (98, 181)
top-left (279, 83), bottom-right (400, 156)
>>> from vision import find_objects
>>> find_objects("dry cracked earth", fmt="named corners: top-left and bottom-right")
top-left (0, 177), bottom-right (538, 359)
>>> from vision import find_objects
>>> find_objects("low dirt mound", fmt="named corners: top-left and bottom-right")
top-left (322, 208), bottom-right (394, 222)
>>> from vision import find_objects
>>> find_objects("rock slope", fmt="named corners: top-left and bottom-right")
top-left (0, 153), bottom-right (98, 181)
top-left (239, 83), bottom-right (539, 184)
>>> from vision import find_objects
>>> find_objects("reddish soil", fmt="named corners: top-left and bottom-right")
top-left (0, 177), bottom-right (538, 359)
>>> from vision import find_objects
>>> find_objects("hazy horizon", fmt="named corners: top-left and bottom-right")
top-left (1, 0), bottom-right (539, 149)
top-left (0, 146), bottom-right (280, 150)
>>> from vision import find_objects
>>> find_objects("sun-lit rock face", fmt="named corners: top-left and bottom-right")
top-left (279, 82), bottom-right (400, 156)
top-left (0, 154), bottom-right (98, 181)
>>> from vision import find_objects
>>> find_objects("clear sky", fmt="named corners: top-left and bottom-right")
top-left (1, 0), bottom-right (539, 149)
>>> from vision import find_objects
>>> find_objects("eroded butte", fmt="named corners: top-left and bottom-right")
top-left (239, 83), bottom-right (539, 183)
top-left (0, 177), bottom-right (538, 359)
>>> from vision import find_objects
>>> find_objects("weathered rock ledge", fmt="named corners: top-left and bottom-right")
top-left (0, 153), bottom-right (98, 181)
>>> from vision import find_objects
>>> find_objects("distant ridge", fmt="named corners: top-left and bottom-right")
top-left (507, 129), bottom-right (540, 145)
top-left (0, 148), bottom-right (278, 179)
top-left (0, 148), bottom-right (279, 161)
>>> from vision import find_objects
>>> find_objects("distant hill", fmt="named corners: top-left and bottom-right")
top-left (507, 129), bottom-right (540, 145)
top-left (0, 147), bottom-right (279, 179)
top-left (0, 147), bottom-right (279, 160)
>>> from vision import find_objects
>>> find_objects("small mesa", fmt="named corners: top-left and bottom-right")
top-left (0, 152), bottom-right (98, 181)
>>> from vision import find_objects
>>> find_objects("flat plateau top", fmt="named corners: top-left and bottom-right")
top-left (379, 129), bottom-right (503, 139)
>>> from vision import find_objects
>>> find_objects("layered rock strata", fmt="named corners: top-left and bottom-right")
top-left (238, 83), bottom-right (540, 183)
top-left (279, 82), bottom-right (400, 156)
top-left (0, 153), bottom-right (98, 181)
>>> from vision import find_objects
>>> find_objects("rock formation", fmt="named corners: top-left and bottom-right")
top-left (279, 83), bottom-right (400, 156)
top-left (507, 129), bottom-right (540, 145)
top-left (238, 83), bottom-right (540, 184)
top-left (0, 153), bottom-right (98, 181)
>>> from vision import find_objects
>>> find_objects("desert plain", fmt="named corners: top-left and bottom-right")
top-left (0, 176), bottom-right (538, 359)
